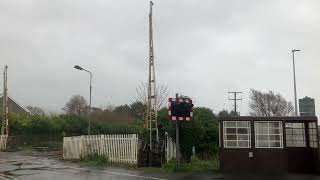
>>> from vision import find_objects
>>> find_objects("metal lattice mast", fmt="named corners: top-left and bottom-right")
top-left (1, 65), bottom-right (9, 136)
top-left (147, 0), bottom-right (159, 151)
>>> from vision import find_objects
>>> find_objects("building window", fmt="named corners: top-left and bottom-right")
top-left (285, 123), bottom-right (306, 147)
top-left (255, 121), bottom-right (283, 148)
top-left (309, 122), bottom-right (318, 148)
top-left (223, 121), bottom-right (251, 148)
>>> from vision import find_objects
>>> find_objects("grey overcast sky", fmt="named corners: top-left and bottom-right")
top-left (0, 0), bottom-right (319, 116)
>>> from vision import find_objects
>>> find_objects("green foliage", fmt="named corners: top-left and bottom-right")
top-left (159, 107), bottom-right (219, 160)
top-left (8, 113), bottom-right (143, 136)
top-left (161, 160), bottom-right (192, 172)
top-left (218, 109), bottom-right (237, 117)
top-left (179, 122), bottom-right (194, 162)
top-left (129, 101), bottom-right (145, 118)
top-left (80, 154), bottom-right (137, 168)
top-left (189, 156), bottom-right (219, 172)
top-left (161, 156), bottom-right (219, 173)
top-left (80, 154), bottom-right (109, 166)
top-left (192, 107), bottom-right (218, 159)
top-left (91, 120), bottom-right (143, 135)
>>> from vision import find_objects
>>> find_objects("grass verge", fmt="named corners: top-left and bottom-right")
top-left (142, 156), bottom-right (219, 173)
top-left (79, 154), bottom-right (137, 169)
top-left (79, 154), bottom-right (219, 173)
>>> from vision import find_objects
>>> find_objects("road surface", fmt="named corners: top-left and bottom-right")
top-left (0, 151), bottom-right (221, 180)
top-left (0, 151), bottom-right (319, 180)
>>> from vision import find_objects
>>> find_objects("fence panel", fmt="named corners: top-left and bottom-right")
top-left (0, 135), bottom-right (8, 150)
top-left (63, 134), bottom-right (139, 165)
top-left (166, 136), bottom-right (176, 162)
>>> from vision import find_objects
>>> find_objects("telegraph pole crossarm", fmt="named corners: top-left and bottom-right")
top-left (228, 91), bottom-right (242, 116)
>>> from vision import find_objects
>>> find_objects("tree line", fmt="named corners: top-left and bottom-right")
top-left (27, 88), bottom-right (294, 118)
top-left (6, 88), bottom-right (294, 160)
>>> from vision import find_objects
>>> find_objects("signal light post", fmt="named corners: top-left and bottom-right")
top-left (168, 94), bottom-right (194, 166)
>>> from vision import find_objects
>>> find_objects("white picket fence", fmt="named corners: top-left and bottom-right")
top-left (0, 135), bottom-right (8, 150)
top-left (63, 134), bottom-right (139, 164)
top-left (166, 136), bottom-right (176, 162)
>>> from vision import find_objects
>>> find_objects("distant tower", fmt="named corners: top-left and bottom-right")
top-left (299, 96), bottom-right (315, 116)
top-left (1, 65), bottom-right (9, 136)
top-left (147, 0), bottom-right (159, 152)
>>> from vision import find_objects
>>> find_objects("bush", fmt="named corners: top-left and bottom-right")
top-left (161, 156), bottom-right (219, 172)
top-left (81, 154), bottom-right (109, 166)
top-left (158, 107), bottom-right (219, 161)
top-left (161, 160), bottom-right (192, 172)
top-left (7, 113), bottom-right (143, 136)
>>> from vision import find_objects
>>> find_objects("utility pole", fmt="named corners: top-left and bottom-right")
top-left (1, 65), bottom-right (9, 136)
top-left (228, 91), bottom-right (242, 116)
top-left (292, 49), bottom-right (300, 116)
top-left (175, 93), bottom-right (180, 166)
top-left (147, 0), bottom-right (159, 166)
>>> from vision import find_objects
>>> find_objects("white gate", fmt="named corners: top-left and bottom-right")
top-left (63, 134), bottom-right (139, 165)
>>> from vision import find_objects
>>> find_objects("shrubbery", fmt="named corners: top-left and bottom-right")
top-left (161, 156), bottom-right (219, 172)
top-left (159, 107), bottom-right (219, 160)
top-left (7, 113), bottom-right (143, 136)
top-left (6, 105), bottom-right (219, 161)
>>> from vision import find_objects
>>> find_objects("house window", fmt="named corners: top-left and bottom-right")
top-left (223, 121), bottom-right (251, 148)
top-left (285, 123), bottom-right (306, 147)
top-left (309, 122), bottom-right (318, 148)
top-left (255, 121), bottom-right (283, 148)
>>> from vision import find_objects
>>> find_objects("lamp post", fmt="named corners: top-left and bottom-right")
top-left (74, 65), bottom-right (92, 135)
top-left (292, 49), bottom-right (300, 116)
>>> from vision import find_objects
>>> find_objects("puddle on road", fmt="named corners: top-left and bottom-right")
top-left (20, 164), bottom-right (49, 169)
top-left (0, 160), bottom-right (60, 179)
top-left (0, 164), bottom-right (19, 172)
top-left (10, 169), bottom-right (46, 176)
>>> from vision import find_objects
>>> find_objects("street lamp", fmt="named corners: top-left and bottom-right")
top-left (292, 49), bottom-right (300, 116)
top-left (74, 65), bottom-right (92, 135)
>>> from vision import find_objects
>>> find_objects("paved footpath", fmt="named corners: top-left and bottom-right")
top-left (0, 151), bottom-right (320, 180)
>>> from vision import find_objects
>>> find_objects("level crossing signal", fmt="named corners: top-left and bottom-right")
top-left (168, 98), bottom-right (194, 121)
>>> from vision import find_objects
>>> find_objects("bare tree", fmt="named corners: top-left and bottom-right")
top-left (26, 106), bottom-right (45, 116)
top-left (63, 95), bottom-right (88, 116)
top-left (249, 89), bottom-right (294, 116)
top-left (136, 81), bottom-right (169, 111)
top-left (104, 104), bottom-right (116, 112)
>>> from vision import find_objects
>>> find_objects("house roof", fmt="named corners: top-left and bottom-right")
top-left (0, 93), bottom-right (31, 115)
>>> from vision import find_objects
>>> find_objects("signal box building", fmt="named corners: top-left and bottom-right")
top-left (219, 116), bottom-right (319, 173)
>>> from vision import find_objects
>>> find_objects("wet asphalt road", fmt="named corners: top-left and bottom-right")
top-left (0, 151), bottom-right (221, 180)
top-left (1, 151), bottom-right (320, 180)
